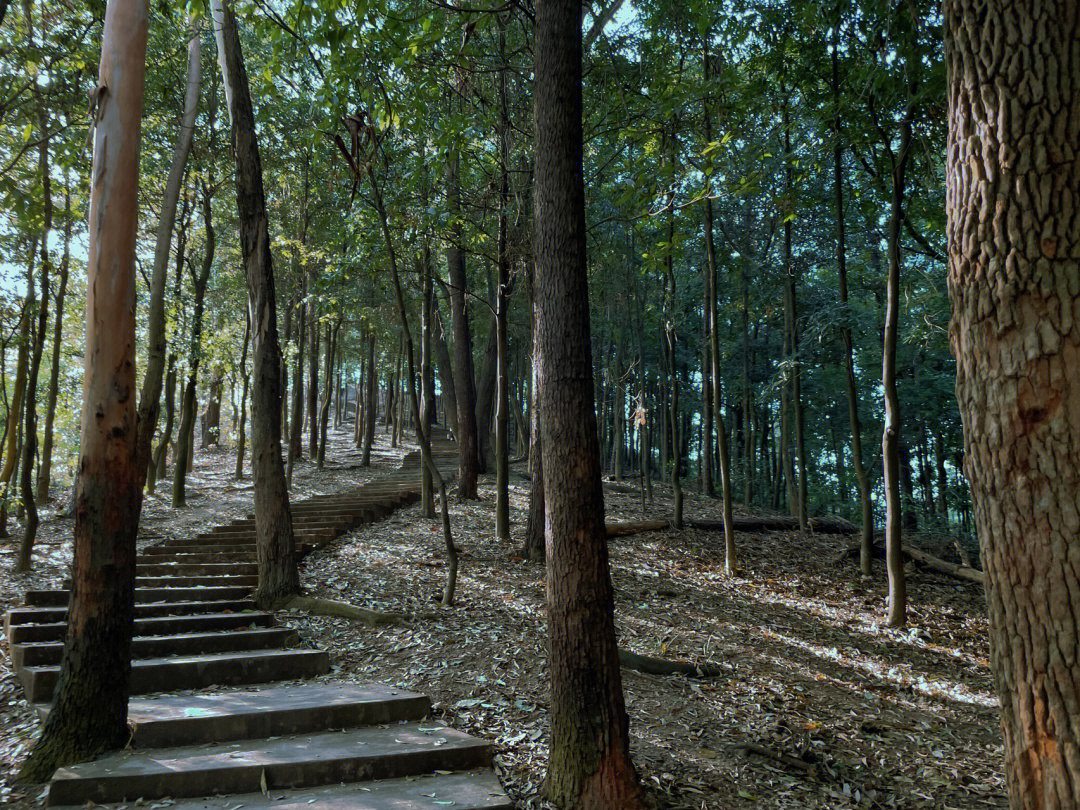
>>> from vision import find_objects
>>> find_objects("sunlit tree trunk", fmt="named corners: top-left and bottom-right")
top-left (212, 0), bottom-right (297, 607)
top-left (19, 0), bottom-right (148, 777)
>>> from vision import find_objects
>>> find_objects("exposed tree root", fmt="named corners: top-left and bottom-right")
top-left (836, 542), bottom-right (985, 585)
top-left (282, 595), bottom-right (410, 627)
top-left (618, 648), bottom-right (722, 678)
top-left (739, 742), bottom-right (818, 777)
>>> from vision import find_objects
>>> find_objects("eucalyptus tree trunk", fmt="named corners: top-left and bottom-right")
top-left (307, 307), bottom-right (320, 458)
top-left (420, 249), bottom-right (435, 517)
top-left (135, 21), bottom-right (200, 484)
top-left (19, 0), bottom-right (147, 777)
top-left (37, 175), bottom-right (71, 504)
top-left (534, 2), bottom-right (644, 805)
top-left (212, 0), bottom-right (297, 607)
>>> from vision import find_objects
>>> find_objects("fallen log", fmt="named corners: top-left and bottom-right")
top-left (836, 542), bottom-right (985, 585)
top-left (281, 594), bottom-right (411, 627)
top-left (604, 514), bottom-right (858, 537)
top-left (618, 648), bottom-right (722, 678)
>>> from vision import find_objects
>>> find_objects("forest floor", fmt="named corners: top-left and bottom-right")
top-left (0, 426), bottom-right (1006, 810)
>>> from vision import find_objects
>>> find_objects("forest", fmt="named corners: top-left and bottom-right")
top-left (0, 0), bottom-right (1076, 809)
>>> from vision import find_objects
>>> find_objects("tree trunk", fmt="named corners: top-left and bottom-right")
top-left (212, 0), bottom-right (297, 608)
top-left (882, 107), bottom-right (912, 628)
top-left (446, 142), bottom-right (480, 499)
top-left (37, 175), bottom-right (71, 504)
top-left (703, 42), bottom-right (735, 573)
top-left (135, 21), bottom-right (200, 486)
top-left (288, 285), bottom-right (305, 483)
top-left (0, 241), bottom-right (33, 507)
top-left (420, 250), bottom-right (435, 517)
top-left (19, 0), bottom-right (147, 777)
top-left (317, 318), bottom-right (339, 467)
top-left (533, 2), bottom-right (644, 805)
top-left (362, 334), bottom-right (376, 465)
top-left (432, 309), bottom-right (458, 435)
top-left (832, 42), bottom-right (875, 575)
top-left (946, 5), bottom-right (1080, 805)
top-left (201, 368), bottom-right (222, 448)
top-left (235, 309), bottom-right (249, 478)
top-left (495, 27), bottom-right (511, 541)
top-left (307, 308), bottom-right (320, 459)
top-left (474, 311), bottom-right (498, 472)
top-left (172, 187), bottom-right (214, 509)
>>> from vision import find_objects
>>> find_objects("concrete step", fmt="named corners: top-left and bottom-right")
top-left (150, 544), bottom-right (257, 555)
top-left (61, 575), bottom-right (257, 590)
top-left (20, 647), bottom-right (329, 702)
top-left (5, 600), bottom-right (259, 631)
top-left (116, 682), bottom-right (430, 747)
top-left (25, 585), bottom-right (254, 607)
top-left (139, 550), bottom-right (256, 563)
top-left (48, 722), bottom-right (492, 805)
top-left (51, 770), bottom-right (511, 810)
top-left (8, 611), bottom-right (274, 644)
top-left (136, 562), bottom-right (258, 576)
top-left (13, 627), bottom-right (297, 669)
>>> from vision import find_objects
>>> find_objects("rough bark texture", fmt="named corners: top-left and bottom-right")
top-left (19, 0), bottom-right (147, 777)
top-left (534, 2), bottom-right (644, 805)
top-left (212, 0), bottom-right (297, 608)
top-left (446, 147), bottom-right (480, 499)
top-left (946, 3), bottom-right (1080, 807)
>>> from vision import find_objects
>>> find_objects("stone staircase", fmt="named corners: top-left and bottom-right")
top-left (4, 434), bottom-right (511, 809)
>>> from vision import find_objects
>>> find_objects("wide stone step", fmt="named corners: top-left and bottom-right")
top-left (117, 682), bottom-right (430, 747)
top-left (26, 585), bottom-right (254, 607)
top-left (13, 627), bottom-right (297, 669)
top-left (48, 722), bottom-right (492, 805)
top-left (50, 770), bottom-right (512, 810)
top-left (61, 575), bottom-right (257, 590)
top-left (8, 611), bottom-right (274, 645)
top-left (136, 562), bottom-right (258, 576)
top-left (20, 647), bottom-right (329, 703)
top-left (139, 550), bottom-right (256, 563)
top-left (5, 600), bottom-right (258, 630)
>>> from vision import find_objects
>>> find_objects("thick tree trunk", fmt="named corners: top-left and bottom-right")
top-left (495, 31), bottom-right (511, 541)
top-left (288, 288), bottom-right (305, 483)
top-left (533, 2), bottom-right (644, 805)
top-left (212, 0), bottom-right (297, 608)
top-left (446, 145), bottom-right (480, 498)
top-left (420, 251), bottom-right (435, 517)
top-left (19, 0), bottom-right (147, 777)
top-left (945, 4), bottom-right (1080, 806)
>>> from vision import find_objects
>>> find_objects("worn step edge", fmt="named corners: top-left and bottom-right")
top-left (7, 611), bottom-right (274, 645)
top-left (48, 769), bottom-right (511, 810)
top-left (48, 723), bottom-right (492, 805)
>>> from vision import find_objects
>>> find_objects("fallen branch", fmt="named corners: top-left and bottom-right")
top-left (836, 542), bottom-right (985, 585)
top-left (739, 742), bottom-right (818, 777)
top-left (618, 648), bottom-right (722, 678)
top-left (282, 595), bottom-right (410, 627)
